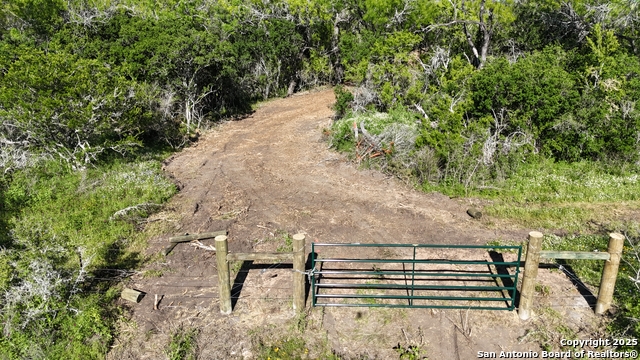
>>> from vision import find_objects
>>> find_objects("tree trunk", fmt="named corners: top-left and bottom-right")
top-left (287, 79), bottom-right (297, 97)
top-left (331, 16), bottom-right (345, 84)
top-left (461, 0), bottom-right (493, 69)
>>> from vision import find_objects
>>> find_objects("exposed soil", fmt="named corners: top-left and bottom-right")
top-left (109, 88), bottom-right (607, 359)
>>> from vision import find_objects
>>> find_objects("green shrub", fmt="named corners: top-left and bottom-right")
top-left (333, 86), bottom-right (354, 119)
top-left (0, 160), bottom-right (176, 358)
top-left (470, 47), bottom-right (580, 160)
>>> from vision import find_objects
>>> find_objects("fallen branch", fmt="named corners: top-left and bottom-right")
top-left (359, 121), bottom-right (382, 151)
top-left (154, 294), bottom-right (163, 310)
top-left (164, 230), bottom-right (226, 256)
top-left (110, 203), bottom-right (162, 221)
top-left (189, 240), bottom-right (216, 251)
top-left (169, 230), bottom-right (227, 243)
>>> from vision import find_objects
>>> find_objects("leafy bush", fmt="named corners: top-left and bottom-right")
top-left (2, 4), bottom-right (329, 168)
top-left (0, 160), bottom-right (176, 358)
top-left (333, 86), bottom-right (354, 119)
top-left (0, 48), bottom-right (150, 169)
top-left (470, 47), bottom-right (580, 159)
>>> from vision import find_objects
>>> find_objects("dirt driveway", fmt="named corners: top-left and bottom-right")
top-left (110, 88), bottom-right (603, 359)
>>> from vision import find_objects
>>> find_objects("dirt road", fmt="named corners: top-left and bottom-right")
top-left (163, 88), bottom-right (524, 249)
top-left (110, 88), bottom-right (598, 359)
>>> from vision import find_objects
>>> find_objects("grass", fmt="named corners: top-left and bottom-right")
top-left (541, 234), bottom-right (609, 286)
top-left (447, 159), bottom-right (640, 349)
top-left (488, 160), bottom-right (640, 203)
top-left (535, 283), bottom-right (551, 297)
top-left (230, 260), bottom-right (244, 276)
top-left (254, 317), bottom-right (341, 360)
top-left (255, 230), bottom-right (295, 252)
top-left (486, 239), bottom-right (524, 253)
top-left (166, 326), bottom-right (199, 360)
top-left (143, 269), bottom-right (164, 278)
top-left (536, 233), bottom-right (640, 349)
top-left (394, 343), bottom-right (427, 360)
top-left (518, 307), bottom-right (577, 353)
top-left (473, 159), bottom-right (640, 232)
top-left (273, 230), bottom-right (294, 253)
top-left (476, 161), bottom-right (640, 346)
top-left (0, 158), bottom-right (176, 359)
top-left (260, 336), bottom-right (309, 360)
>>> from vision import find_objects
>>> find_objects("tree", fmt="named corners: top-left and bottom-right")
top-left (0, 48), bottom-right (148, 168)
top-left (428, 0), bottom-right (515, 69)
top-left (3, 0), bottom-right (65, 39)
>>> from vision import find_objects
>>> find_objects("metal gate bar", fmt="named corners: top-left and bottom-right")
top-left (311, 243), bottom-right (522, 310)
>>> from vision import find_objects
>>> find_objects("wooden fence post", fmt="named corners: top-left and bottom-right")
top-left (292, 233), bottom-right (306, 312)
top-left (215, 235), bottom-right (232, 314)
top-left (595, 233), bottom-right (625, 315)
top-left (519, 231), bottom-right (544, 320)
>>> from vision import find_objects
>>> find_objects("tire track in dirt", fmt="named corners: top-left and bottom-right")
top-left (163, 88), bottom-right (526, 251)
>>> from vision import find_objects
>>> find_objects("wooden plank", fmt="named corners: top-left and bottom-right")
top-left (163, 243), bottom-right (178, 256)
top-left (121, 288), bottom-right (144, 303)
top-left (227, 252), bottom-right (294, 262)
top-left (169, 230), bottom-right (227, 243)
top-left (540, 251), bottom-right (610, 260)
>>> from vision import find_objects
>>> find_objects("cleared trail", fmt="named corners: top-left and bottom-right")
top-left (162, 88), bottom-right (524, 251)
top-left (110, 89), bottom-right (594, 360)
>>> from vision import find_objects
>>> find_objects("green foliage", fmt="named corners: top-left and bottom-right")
top-left (0, 160), bottom-right (176, 358)
top-left (301, 48), bottom-right (333, 87)
top-left (333, 85), bottom-right (354, 119)
top-left (330, 110), bottom-right (419, 159)
top-left (328, 116), bottom-right (357, 153)
top-left (52, 9), bottom-right (249, 135)
top-left (487, 159), bottom-right (640, 203)
top-left (573, 27), bottom-right (640, 162)
top-left (470, 47), bottom-right (580, 159)
top-left (542, 234), bottom-right (609, 285)
top-left (246, 19), bottom-right (305, 98)
top-left (5, 0), bottom-right (65, 38)
top-left (276, 231), bottom-right (294, 253)
top-left (337, 38), bottom-right (640, 190)
top-left (340, 30), bottom-right (377, 82)
top-left (473, 159), bottom-right (640, 231)
top-left (540, 233), bottom-right (640, 350)
top-left (3, 0), bottom-right (640, 356)
top-left (166, 327), bottom-right (199, 360)
top-left (394, 343), bottom-right (427, 360)
top-left (2, 2), bottom-right (325, 166)
top-left (0, 48), bottom-right (149, 167)
top-left (259, 336), bottom-right (309, 360)
top-left (355, 31), bottom-right (424, 110)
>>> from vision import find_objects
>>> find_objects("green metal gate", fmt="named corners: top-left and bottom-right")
top-left (311, 243), bottom-right (522, 310)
